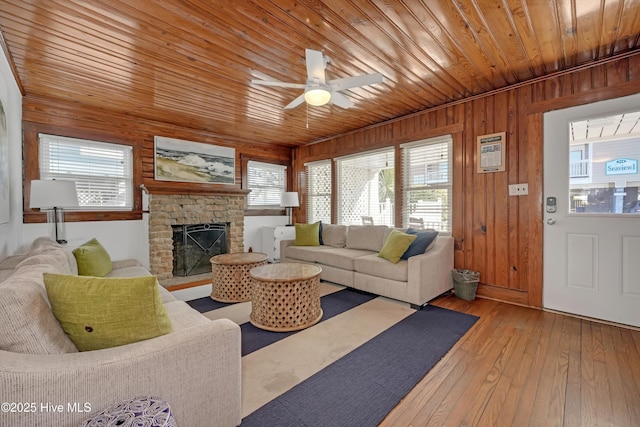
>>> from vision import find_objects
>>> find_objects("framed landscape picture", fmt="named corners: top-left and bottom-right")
top-left (154, 136), bottom-right (235, 184)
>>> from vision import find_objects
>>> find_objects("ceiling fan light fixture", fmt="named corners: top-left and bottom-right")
top-left (304, 88), bottom-right (332, 106)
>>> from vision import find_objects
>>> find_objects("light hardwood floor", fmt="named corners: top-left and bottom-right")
top-left (380, 295), bottom-right (640, 427)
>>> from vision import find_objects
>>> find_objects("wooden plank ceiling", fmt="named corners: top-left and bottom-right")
top-left (1, 0), bottom-right (639, 147)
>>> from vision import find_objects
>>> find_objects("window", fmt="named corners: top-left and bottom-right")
top-left (336, 148), bottom-right (395, 226)
top-left (569, 144), bottom-right (589, 177)
top-left (306, 160), bottom-right (332, 223)
top-left (39, 134), bottom-right (133, 210)
top-left (247, 160), bottom-right (287, 207)
top-left (401, 136), bottom-right (452, 232)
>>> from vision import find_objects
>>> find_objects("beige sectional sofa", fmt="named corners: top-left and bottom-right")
top-left (0, 237), bottom-right (241, 427)
top-left (281, 224), bottom-right (454, 308)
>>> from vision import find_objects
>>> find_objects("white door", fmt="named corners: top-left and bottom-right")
top-left (543, 94), bottom-right (640, 328)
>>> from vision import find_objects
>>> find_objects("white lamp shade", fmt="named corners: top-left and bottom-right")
top-left (280, 192), bottom-right (300, 208)
top-left (304, 88), bottom-right (332, 106)
top-left (30, 180), bottom-right (78, 209)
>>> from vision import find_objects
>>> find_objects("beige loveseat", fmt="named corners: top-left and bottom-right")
top-left (0, 237), bottom-right (241, 427)
top-left (281, 224), bottom-right (454, 308)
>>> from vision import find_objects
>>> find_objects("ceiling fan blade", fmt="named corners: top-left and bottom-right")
top-left (284, 94), bottom-right (306, 110)
top-left (305, 49), bottom-right (326, 84)
top-left (329, 92), bottom-right (354, 109)
top-left (251, 79), bottom-right (306, 89)
top-left (329, 72), bottom-right (384, 91)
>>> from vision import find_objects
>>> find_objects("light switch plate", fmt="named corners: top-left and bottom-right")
top-left (508, 183), bottom-right (529, 196)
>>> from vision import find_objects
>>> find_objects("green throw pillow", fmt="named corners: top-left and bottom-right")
top-left (43, 273), bottom-right (173, 351)
top-left (73, 238), bottom-right (112, 277)
top-left (378, 230), bottom-right (417, 264)
top-left (295, 222), bottom-right (320, 246)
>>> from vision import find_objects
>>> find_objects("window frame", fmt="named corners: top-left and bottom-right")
top-left (305, 159), bottom-right (332, 224)
top-left (38, 133), bottom-right (134, 212)
top-left (241, 155), bottom-right (290, 216)
top-left (23, 125), bottom-right (142, 223)
top-left (400, 135), bottom-right (453, 233)
top-left (335, 147), bottom-right (396, 226)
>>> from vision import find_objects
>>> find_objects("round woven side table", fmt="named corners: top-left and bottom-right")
top-left (249, 263), bottom-right (323, 332)
top-left (210, 252), bottom-right (268, 302)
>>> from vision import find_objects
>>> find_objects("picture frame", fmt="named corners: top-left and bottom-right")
top-left (0, 98), bottom-right (9, 224)
top-left (154, 136), bottom-right (235, 184)
top-left (477, 132), bottom-right (506, 173)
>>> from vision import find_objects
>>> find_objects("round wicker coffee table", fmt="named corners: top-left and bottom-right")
top-left (210, 252), bottom-right (268, 302)
top-left (249, 263), bottom-right (323, 332)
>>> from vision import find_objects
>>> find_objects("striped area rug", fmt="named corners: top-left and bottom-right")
top-left (188, 283), bottom-right (478, 426)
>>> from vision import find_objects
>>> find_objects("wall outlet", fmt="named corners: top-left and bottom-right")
top-left (508, 183), bottom-right (529, 196)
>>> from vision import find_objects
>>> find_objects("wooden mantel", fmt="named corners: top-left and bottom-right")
top-left (142, 181), bottom-right (250, 197)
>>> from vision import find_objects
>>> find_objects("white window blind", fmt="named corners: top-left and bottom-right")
top-left (305, 160), bottom-right (332, 224)
top-left (247, 161), bottom-right (287, 207)
top-left (401, 136), bottom-right (452, 232)
top-left (39, 134), bottom-right (133, 210)
top-left (336, 148), bottom-right (395, 226)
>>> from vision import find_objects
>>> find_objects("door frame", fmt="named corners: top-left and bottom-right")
top-left (542, 93), bottom-right (640, 324)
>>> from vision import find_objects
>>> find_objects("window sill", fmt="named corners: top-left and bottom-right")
top-left (24, 210), bottom-right (143, 223)
top-left (244, 208), bottom-right (285, 216)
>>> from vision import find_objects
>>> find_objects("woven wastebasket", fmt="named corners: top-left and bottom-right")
top-left (451, 269), bottom-right (480, 301)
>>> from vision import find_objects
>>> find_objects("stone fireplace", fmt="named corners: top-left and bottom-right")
top-left (148, 193), bottom-right (246, 280)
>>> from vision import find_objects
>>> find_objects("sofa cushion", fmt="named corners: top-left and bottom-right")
top-left (401, 229), bottom-right (439, 260)
top-left (0, 265), bottom-right (78, 354)
top-left (0, 270), bottom-right (12, 284)
top-left (378, 230), bottom-right (416, 264)
top-left (314, 247), bottom-right (374, 271)
top-left (285, 245), bottom-right (331, 263)
top-left (73, 238), bottom-right (113, 277)
top-left (107, 265), bottom-right (152, 278)
top-left (346, 225), bottom-right (388, 251)
top-left (0, 254), bottom-right (28, 270)
top-left (322, 224), bottom-right (347, 248)
top-left (354, 254), bottom-right (409, 282)
top-left (295, 222), bottom-right (320, 246)
top-left (44, 273), bottom-right (173, 351)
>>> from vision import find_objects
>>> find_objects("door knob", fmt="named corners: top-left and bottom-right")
top-left (546, 218), bottom-right (556, 225)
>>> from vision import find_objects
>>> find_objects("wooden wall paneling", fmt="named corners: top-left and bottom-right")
top-left (483, 95), bottom-right (497, 286)
top-left (606, 57), bottom-right (630, 86)
top-left (573, 67), bottom-right (595, 93)
top-left (525, 112), bottom-right (544, 308)
top-left (451, 105), bottom-right (466, 265)
top-left (471, 98), bottom-right (488, 278)
top-left (451, 129), bottom-right (465, 260)
top-left (516, 85), bottom-right (534, 293)
top-left (506, 88), bottom-right (521, 290)
top-left (492, 91), bottom-right (511, 289)
top-left (462, 101), bottom-right (476, 272)
top-left (394, 144), bottom-right (403, 227)
top-left (630, 54), bottom-right (640, 79)
top-left (591, 63), bottom-right (608, 89)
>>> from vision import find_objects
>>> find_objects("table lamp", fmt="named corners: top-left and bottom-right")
top-left (280, 192), bottom-right (299, 226)
top-left (30, 180), bottom-right (78, 244)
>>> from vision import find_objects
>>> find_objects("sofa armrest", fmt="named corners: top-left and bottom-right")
top-left (280, 239), bottom-right (295, 262)
top-left (0, 319), bottom-right (241, 427)
top-left (406, 236), bottom-right (454, 305)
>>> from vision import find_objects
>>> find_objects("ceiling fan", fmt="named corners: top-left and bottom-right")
top-left (251, 48), bottom-right (384, 109)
